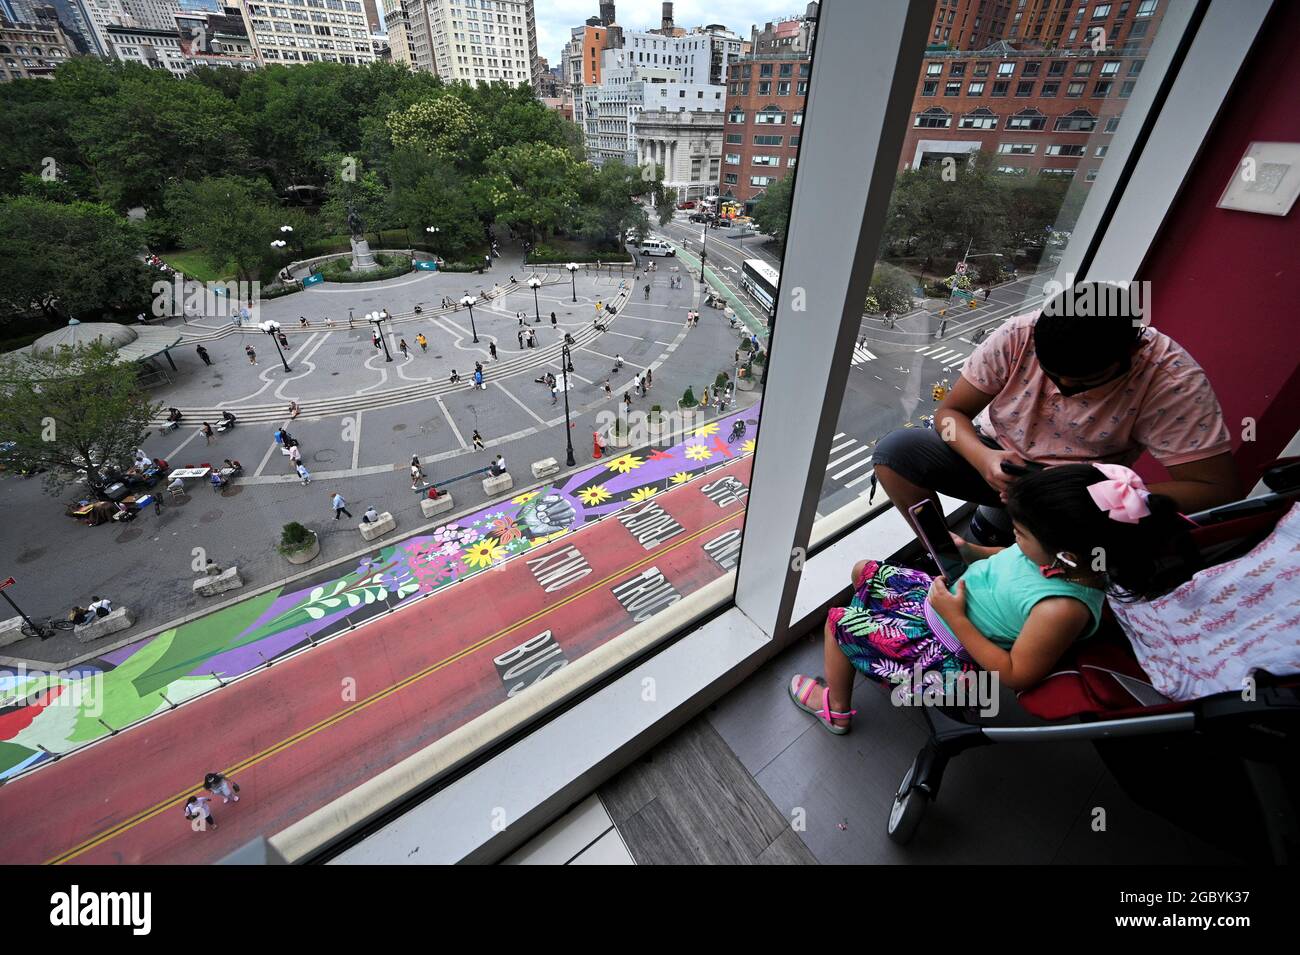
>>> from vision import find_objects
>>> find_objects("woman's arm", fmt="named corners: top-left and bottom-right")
top-left (929, 580), bottom-right (1091, 691)
top-left (950, 532), bottom-right (1003, 563)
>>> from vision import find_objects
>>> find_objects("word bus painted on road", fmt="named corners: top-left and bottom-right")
top-left (525, 544), bottom-right (592, 593)
top-left (702, 528), bottom-right (743, 571)
top-left (700, 476), bottom-right (750, 509)
top-left (493, 630), bottom-right (569, 698)
top-left (611, 567), bottom-right (682, 623)
top-left (615, 500), bottom-right (684, 550)
top-left (741, 259), bottom-right (780, 317)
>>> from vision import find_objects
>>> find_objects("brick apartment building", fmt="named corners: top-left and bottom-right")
top-left (903, 0), bottom-right (1168, 180)
top-left (718, 3), bottom-right (817, 214)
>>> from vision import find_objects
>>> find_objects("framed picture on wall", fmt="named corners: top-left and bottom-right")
top-left (1216, 141), bottom-right (1300, 216)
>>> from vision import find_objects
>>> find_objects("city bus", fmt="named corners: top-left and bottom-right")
top-left (741, 259), bottom-right (780, 316)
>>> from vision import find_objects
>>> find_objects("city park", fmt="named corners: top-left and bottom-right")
top-left (0, 61), bottom-right (767, 701)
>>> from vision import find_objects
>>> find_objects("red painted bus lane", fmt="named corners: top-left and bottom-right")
top-left (0, 458), bottom-right (751, 865)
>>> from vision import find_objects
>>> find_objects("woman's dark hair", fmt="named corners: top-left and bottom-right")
top-left (1034, 282), bottom-right (1143, 377)
top-left (1006, 464), bottom-right (1200, 601)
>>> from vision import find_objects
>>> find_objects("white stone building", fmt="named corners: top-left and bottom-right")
top-left (582, 48), bottom-right (725, 174)
top-left (634, 106), bottom-right (723, 201)
top-left (233, 0), bottom-right (376, 65)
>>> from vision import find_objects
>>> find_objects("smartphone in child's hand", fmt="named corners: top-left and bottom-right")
top-left (909, 500), bottom-right (968, 582)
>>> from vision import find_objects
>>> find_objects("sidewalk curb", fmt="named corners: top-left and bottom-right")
top-left (0, 403), bottom-right (751, 673)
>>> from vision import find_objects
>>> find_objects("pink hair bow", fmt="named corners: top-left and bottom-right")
top-left (1088, 463), bottom-right (1151, 523)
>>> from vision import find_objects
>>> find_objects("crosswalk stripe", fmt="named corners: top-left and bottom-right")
top-left (945, 356), bottom-right (968, 369)
top-left (928, 348), bottom-right (958, 362)
top-left (844, 468), bottom-right (876, 489)
top-left (850, 345), bottom-right (877, 365)
top-left (827, 445), bottom-right (871, 470)
top-left (830, 437), bottom-right (857, 454)
top-left (832, 455), bottom-right (873, 480)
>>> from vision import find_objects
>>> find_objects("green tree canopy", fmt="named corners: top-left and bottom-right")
top-left (0, 197), bottom-right (153, 320)
top-left (751, 174), bottom-right (794, 250)
top-left (0, 340), bottom-right (160, 497)
top-left (165, 176), bottom-right (284, 284)
top-left (480, 143), bottom-right (582, 243)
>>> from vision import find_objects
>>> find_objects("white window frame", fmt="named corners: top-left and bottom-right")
top-left (279, 0), bottom-right (1280, 866)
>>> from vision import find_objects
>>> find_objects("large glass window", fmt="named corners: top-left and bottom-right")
top-left (814, 9), bottom-right (1172, 520)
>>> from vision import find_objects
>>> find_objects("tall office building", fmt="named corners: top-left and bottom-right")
top-left (379, 0), bottom-right (410, 64)
top-left (234, 0), bottom-right (378, 65)
top-left (418, 0), bottom-right (536, 87)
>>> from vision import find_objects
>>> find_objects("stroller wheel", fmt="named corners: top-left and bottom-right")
top-left (887, 762), bottom-right (929, 844)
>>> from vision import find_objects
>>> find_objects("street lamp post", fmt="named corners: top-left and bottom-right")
top-left (459, 295), bottom-right (479, 343)
top-left (566, 262), bottom-right (579, 303)
top-left (528, 276), bottom-right (542, 323)
top-left (560, 343), bottom-right (576, 467)
top-left (367, 311), bottom-right (393, 362)
top-left (425, 225), bottom-right (440, 259)
top-left (699, 221), bottom-right (708, 287)
top-left (259, 320), bottom-right (292, 372)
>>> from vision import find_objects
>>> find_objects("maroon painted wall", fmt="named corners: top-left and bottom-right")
top-left (1136, 0), bottom-right (1300, 487)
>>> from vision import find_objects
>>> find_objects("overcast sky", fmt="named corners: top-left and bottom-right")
top-left (534, 0), bottom-right (810, 65)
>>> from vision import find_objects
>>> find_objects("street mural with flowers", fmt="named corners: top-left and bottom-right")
top-left (0, 404), bottom-right (760, 779)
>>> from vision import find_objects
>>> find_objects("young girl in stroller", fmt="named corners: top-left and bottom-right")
top-left (790, 463), bottom-right (1194, 733)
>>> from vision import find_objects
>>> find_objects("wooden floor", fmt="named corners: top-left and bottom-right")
top-left (599, 717), bottom-right (817, 865)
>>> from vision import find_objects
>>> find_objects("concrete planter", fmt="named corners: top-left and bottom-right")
top-left (282, 531), bottom-right (320, 565)
top-left (736, 376), bottom-right (756, 392)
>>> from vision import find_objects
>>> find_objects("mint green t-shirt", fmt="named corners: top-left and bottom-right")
top-left (959, 545), bottom-right (1105, 649)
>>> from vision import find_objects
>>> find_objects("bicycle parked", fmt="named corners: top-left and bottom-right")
top-left (19, 616), bottom-right (77, 639)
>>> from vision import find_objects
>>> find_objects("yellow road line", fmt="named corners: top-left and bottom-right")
top-left (48, 504), bottom-right (744, 864)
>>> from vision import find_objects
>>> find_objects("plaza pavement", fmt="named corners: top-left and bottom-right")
top-left (0, 254), bottom-right (753, 666)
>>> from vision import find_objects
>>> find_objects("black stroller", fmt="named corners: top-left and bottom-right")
top-left (886, 458), bottom-right (1300, 863)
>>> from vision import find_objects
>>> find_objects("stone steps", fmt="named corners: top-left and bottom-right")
top-left (152, 286), bottom-right (631, 425)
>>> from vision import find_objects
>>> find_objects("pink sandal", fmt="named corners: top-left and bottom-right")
top-left (788, 674), bottom-right (856, 735)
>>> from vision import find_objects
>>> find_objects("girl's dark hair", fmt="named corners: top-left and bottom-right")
top-left (1006, 464), bottom-right (1199, 601)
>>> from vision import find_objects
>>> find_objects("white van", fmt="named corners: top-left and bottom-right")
top-left (638, 238), bottom-right (676, 257)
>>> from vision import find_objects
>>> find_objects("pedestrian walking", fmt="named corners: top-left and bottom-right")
top-left (399, 338), bottom-right (409, 358)
top-left (485, 253), bottom-right (492, 271)
top-left (551, 383), bottom-right (559, 405)
top-left (550, 312), bottom-right (557, 326)
top-left (196, 344), bottom-right (212, 366)
top-left (153, 496), bottom-right (164, 516)
top-left (296, 462), bottom-right (312, 485)
top-left (288, 443), bottom-right (302, 467)
top-left (204, 772), bottom-right (240, 804)
top-left (472, 429), bottom-right (485, 451)
top-left (646, 368), bottom-right (653, 391)
top-left (701, 386), bottom-right (711, 408)
top-left (372, 333), bottom-right (381, 350)
top-left (278, 331), bottom-right (290, 349)
top-left (474, 369), bottom-right (485, 390)
top-left (330, 493), bottom-right (352, 519)
top-left (517, 329), bottom-right (524, 348)
top-left (644, 284), bottom-right (651, 301)
top-left (184, 796), bottom-right (217, 830)
top-left (245, 345), bottom-right (257, 365)
top-left (623, 391), bottom-right (632, 411)
top-left (489, 341), bottom-right (498, 360)
top-left (528, 329), bottom-right (536, 349)
top-left (416, 333), bottom-right (428, 353)
top-left (410, 462), bottom-right (424, 489)
top-left (201, 422), bottom-right (215, 445)
top-left (603, 379), bottom-right (612, 397)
